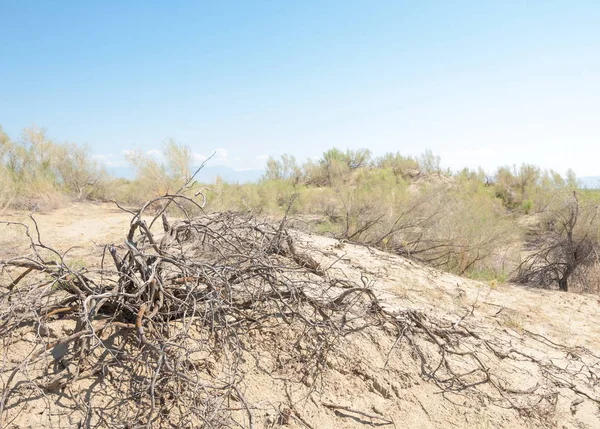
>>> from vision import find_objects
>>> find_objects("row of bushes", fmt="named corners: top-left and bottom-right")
top-left (0, 126), bottom-right (106, 210)
top-left (262, 153), bottom-right (600, 292)
top-left (2, 126), bottom-right (599, 292)
top-left (0, 128), bottom-right (197, 209)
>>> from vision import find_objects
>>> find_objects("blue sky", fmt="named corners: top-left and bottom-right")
top-left (1, 1), bottom-right (599, 176)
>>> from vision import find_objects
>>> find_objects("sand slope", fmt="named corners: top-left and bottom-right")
top-left (1, 203), bottom-right (599, 428)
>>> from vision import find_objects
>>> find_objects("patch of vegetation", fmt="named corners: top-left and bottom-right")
top-left (0, 126), bottom-right (106, 210)
top-left (2, 124), bottom-right (599, 293)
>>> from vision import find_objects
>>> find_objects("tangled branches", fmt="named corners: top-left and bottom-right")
top-left (0, 194), bottom-right (384, 428)
top-left (515, 192), bottom-right (600, 292)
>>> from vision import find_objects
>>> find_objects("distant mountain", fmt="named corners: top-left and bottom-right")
top-left (106, 165), bottom-right (264, 184)
top-left (579, 176), bottom-right (600, 189)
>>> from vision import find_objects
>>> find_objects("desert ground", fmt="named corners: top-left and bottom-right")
top-left (1, 202), bottom-right (599, 428)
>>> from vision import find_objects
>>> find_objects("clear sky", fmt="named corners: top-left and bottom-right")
top-left (1, 1), bottom-right (599, 176)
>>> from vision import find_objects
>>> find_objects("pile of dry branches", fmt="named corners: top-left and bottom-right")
top-left (0, 193), bottom-right (387, 427)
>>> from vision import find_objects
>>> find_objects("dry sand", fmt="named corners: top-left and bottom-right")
top-left (1, 203), bottom-right (599, 428)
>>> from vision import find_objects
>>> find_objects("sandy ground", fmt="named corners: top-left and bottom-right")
top-left (0, 202), bottom-right (132, 263)
top-left (291, 232), bottom-right (600, 428)
top-left (1, 202), bottom-right (600, 428)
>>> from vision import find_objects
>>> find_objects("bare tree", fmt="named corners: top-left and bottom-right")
top-left (516, 192), bottom-right (600, 291)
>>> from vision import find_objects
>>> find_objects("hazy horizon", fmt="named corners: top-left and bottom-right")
top-left (1, 1), bottom-right (598, 176)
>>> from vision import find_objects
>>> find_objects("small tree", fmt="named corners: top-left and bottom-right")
top-left (55, 143), bottom-right (105, 199)
top-left (263, 154), bottom-right (301, 184)
top-left (321, 148), bottom-right (350, 186)
top-left (126, 149), bottom-right (171, 198)
top-left (516, 192), bottom-right (600, 291)
top-left (418, 149), bottom-right (441, 174)
top-left (164, 139), bottom-right (192, 182)
top-left (125, 141), bottom-right (193, 201)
